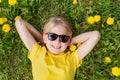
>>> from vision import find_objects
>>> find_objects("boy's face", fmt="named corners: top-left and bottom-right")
top-left (43, 25), bottom-right (71, 54)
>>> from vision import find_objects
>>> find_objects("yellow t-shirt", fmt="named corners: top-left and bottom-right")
top-left (28, 42), bottom-right (81, 80)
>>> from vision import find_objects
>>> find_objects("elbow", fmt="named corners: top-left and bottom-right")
top-left (15, 18), bottom-right (22, 27)
top-left (92, 31), bottom-right (101, 40)
top-left (15, 19), bottom-right (19, 27)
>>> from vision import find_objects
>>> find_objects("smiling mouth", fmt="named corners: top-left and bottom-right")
top-left (52, 45), bottom-right (61, 49)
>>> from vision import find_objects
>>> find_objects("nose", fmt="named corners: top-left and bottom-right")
top-left (54, 37), bottom-right (61, 43)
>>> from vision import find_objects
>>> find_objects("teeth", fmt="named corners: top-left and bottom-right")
top-left (52, 45), bottom-right (61, 49)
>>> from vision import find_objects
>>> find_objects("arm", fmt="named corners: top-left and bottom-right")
top-left (21, 19), bottom-right (42, 41)
top-left (15, 18), bottom-right (42, 51)
top-left (71, 31), bottom-right (101, 60)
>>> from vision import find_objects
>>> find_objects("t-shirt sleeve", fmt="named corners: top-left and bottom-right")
top-left (70, 51), bottom-right (82, 68)
top-left (27, 42), bottom-right (46, 62)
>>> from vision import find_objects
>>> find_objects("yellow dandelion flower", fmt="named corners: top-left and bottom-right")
top-left (101, 24), bottom-right (104, 27)
top-left (106, 17), bottom-right (114, 25)
top-left (3, 18), bottom-right (8, 23)
top-left (14, 16), bottom-right (21, 21)
top-left (0, 18), bottom-right (4, 25)
top-left (105, 57), bottom-right (111, 63)
top-left (8, 0), bottom-right (17, 5)
top-left (73, 0), bottom-right (77, 5)
top-left (87, 16), bottom-right (95, 24)
top-left (94, 15), bottom-right (101, 22)
top-left (0, 0), bottom-right (2, 3)
top-left (2, 24), bottom-right (11, 32)
top-left (70, 45), bottom-right (76, 51)
top-left (77, 43), bottom-right (81, 47)
top-left (112, 66), bottom-right (120, 77)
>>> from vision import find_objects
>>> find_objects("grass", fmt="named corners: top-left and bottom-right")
top-left (0, 0), bottom-right (120, 80)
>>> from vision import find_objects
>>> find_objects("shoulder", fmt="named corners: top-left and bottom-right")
top-left (28, 42), bottom-right (47, 59)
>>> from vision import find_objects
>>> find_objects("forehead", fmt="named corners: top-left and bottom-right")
top-left (49, 25), bottom-right (70, 35)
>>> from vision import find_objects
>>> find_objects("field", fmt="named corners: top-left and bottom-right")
top-left (0, 0), bottom-right (120, 80)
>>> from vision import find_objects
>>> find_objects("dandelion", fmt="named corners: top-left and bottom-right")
top-left (112, 66), bottom-right (120, 77)
top-left (73, 0), bottom-right (77, 5)
top-left (0, 18), bottom-right (7, 24)
top-left (77, 43), bottom-right (81, 47)
top-left (105, 57), bottom-right (111, 63)
top-left (0, 0), bottom-right (2, 3)
top-left (106, 17), bottom-right (114, 25)
top-left (2, 24), bottom-right (11, 32)
top-left (70, 45), bottom-right (76, 51)
top-left (0, 18), bottom-right (4, 25)
top-left (8, 0), bottom-right (17, 5)
top-left (14, 16), bottom-right (21, 21)
top-left (101, 24), bottom-right (104, 27)
top-left (94, 15), bottom-right (101, 22)
top-left (3, 18), bottom-right (8, 23)
top-left (87, 16), bottom-right (95, 24)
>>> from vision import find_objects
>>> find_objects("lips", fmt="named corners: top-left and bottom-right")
top-left (52, 45), bottom-right (61, 49)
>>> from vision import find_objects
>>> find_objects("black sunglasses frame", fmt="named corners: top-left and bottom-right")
top-left (45, 32), bottom-right (70, 43)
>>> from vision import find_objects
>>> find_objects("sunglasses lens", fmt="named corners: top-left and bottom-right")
top-left (60, 35), bottom-right (70, 43)
top-left (48, 33), bottom-right (58, 41)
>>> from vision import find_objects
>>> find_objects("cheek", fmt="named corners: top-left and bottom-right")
top-left (62, 41), bottom-right (70, 49)
top-left (44, 37), bottom-right (52, 47)
top-left (62, 43), bottom-right (69, 48)
top-left (66, 40), bottom-right (71, 45)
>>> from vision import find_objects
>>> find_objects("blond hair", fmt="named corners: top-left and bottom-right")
top-left (43, 16), bottom-right (72, 36)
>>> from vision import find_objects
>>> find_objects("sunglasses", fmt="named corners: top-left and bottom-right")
top-left (45, 32), bottom-right (70, 43)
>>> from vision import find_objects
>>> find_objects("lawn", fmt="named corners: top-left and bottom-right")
top-left (0, 0), bottom-right (120, 80)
